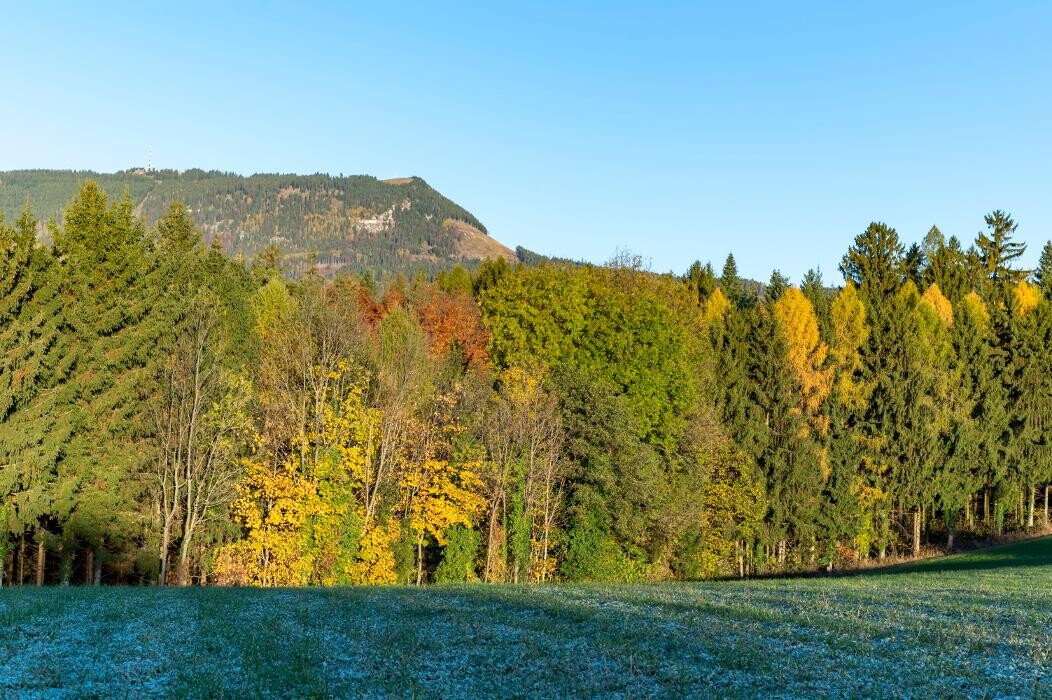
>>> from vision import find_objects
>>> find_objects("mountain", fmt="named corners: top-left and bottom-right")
top-left (0, 169), bottom-right (516, 276)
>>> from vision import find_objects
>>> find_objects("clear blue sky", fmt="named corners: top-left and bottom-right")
top-left (4, 1), bottom-right (1051, 282)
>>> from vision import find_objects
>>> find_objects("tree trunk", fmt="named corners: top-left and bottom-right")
top-left (984, 488), bottom-right (990, 526)
top-left (416, 536), bottom-right (424, 586)
top-left (1027, 484), bottom-right (1035, 529)
top-left (93, 553), bottom-right (102, 585)
top-left (85, 548), bottom-right (94, 586)
top-left (484, 503), bottom-right (499, 583)
top-left (18, 534), bottom-right (25, 585)
top-left (159, 518), bottom-right (172, 587)
top-left (58, 542), bottom-right (71, 587)
top-left (965, 494), bottom-right (973, 529)
top-left (35, 539), bottom-right (45, 586)
top-left (1045, 485), bottom-right (1049, 524)
top-left (912, 509), bottom-right (921, 558)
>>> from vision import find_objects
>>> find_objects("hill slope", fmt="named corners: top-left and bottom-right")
top-left (1, 537), bottom-right (1048, 696)
top-left (0, 169), bottom-right (516, 276)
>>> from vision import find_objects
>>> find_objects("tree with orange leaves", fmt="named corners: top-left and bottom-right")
top-left (415, 289), bottom-right (489, 370)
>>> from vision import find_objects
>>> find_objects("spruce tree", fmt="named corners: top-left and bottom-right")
top-left (801, 268), bottom-right (831, 337)
top-left (1034, 241), bottom-right (1052, 298)
top-left (840, 222), bottom-right (905, 310)
top-left (48, 183), bottom-right (157, 581)
top-left (976, 210), bottom-right (1027, 290)
top-left (0, 204), bottom-right (68, 582)
top-left (765, 270), bottom-right (789, 304)
top-left (747, 307), bottom-right (823, 566)
top-left (684, 260), bottom-right (718, 304)
top-left (720, 254), bottom-right (744, 306)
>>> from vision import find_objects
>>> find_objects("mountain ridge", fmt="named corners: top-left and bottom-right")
top-left (0, 168), bottom-right (516, 277)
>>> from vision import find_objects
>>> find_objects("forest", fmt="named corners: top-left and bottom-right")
top-left (2, 181), bottom-right (1051, 587)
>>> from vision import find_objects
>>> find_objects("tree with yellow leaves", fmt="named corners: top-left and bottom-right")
top-left (213, 456), bottom-right (320, 586)
top-left (828, 283), bottom-right (870, 411)
top-left (823, 282), bottom-right (872, 564)
top-left (402, 457), bottom-right (485, 584)
top-left (773, 287), bottom-right (833, 423)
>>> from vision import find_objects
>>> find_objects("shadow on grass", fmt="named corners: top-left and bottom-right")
top-left (851, 535), bottom-right (1052, 578)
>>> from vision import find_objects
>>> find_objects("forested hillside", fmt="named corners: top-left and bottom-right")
top-left (0, 169), bottom-right (515, 278)
top-left (2, 181), bottom-right (1052, 587)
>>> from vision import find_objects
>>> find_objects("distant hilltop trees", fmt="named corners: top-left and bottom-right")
top-left (0, 169), bottom-right (513, 279)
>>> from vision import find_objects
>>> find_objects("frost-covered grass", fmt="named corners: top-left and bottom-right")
top-left (3, 538), bottom-right (1052, 698)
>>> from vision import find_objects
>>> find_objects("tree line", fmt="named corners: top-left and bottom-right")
top-left (2, 181), bottom-right (1051, 586)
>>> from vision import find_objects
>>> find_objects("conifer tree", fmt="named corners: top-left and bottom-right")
top-left (922, 227), bottom-right (971, 302)
top-left (800, 268), bottom-right (831, 337)
top-left (720, 254), bottom-right (744, 306)
top-left (823, 283), bottom-right (870, 562)
top-left (0, 204), bottom-right (69, 583)
top-left (50, 183), bottom-right (157, 581)
top-left (840, 222), bottom-right (905, 308)
top-left (1034, 241), bottom-right (1052, 298)
top-left (685, 260), bottom-right (718, 304)
top-left (976, 210), bottom-right (1027, 290)
top-left (765, 271), bottom-right (789, 304)
top-left (746, 307), bottom-right (823, 566)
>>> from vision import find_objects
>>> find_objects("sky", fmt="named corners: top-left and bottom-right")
top-left (3, 1), bottom-right (1051, 282)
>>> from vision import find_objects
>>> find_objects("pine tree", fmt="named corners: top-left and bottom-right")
top-left (800, 268), bottom-right (831, 337)
top-left (1006, 288), bottom-right (1052, 529)
top-left (840, 224), bottom-right (909, 558)
top-left (1034, 241), bottom-right (1052, 298)
top-left (0, 204), bottom-right (68, 583)
top-left (720, 254), bottom-right (744, 306)
top-left (684, 260), bottom-right (718, 304)
top-left (976, 210), bottom-right (1027, 291)
top-left (765, 270), bottom-right (789, 304)
top-left (923, 227), bottom-right (971, 302)
top-left (941, 292), bottom-right (992, 543)
top-left (840, 222), bottom-right (905, 309)
top-left (916, 284), bottom-right (956, 549)
top-left (903, 243), bottom-right (925, 287)
top-left (49, 183), bottom-right (158, 581)
top-left (747, 307), bottom-right (823, 567)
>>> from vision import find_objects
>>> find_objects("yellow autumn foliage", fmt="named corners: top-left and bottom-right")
top-left (702, 287), bottom-right (731, 325)
top-left (829, 283), bottom-right (870, 411)
top-left (959, 291), bottom-right (990, 328)
top-left (1013, 279), bottom-right (1042, 316)
top-left (213, 458), bottom-right (321, 587)
top-left (773, 287), bottom-right (833, 418)
top-left (404, 459), bottom-right (486, 545)
top-left (920, 283), bottom-right (953, 327)
top-left (346, 518), bottom-right (400, 585)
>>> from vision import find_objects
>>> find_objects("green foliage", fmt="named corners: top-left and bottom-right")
top-left (433, 525), bottom-right (481, 583)
top-left (1035, 241), bottom-right (1052, 298)
top-left (765, 270), bottom-right (789, 303)
top-left (976, 210), bottom-right (1026, 289)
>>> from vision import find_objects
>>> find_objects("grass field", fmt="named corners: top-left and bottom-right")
top-left (2, 538), bottom-right (1051, 698)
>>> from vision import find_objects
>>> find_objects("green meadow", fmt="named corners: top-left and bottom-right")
top-left (3, 537), bottom-right (1050, 698)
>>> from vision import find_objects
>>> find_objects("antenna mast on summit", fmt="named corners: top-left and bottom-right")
top-left (147, 146), bottom-right (152, 172)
